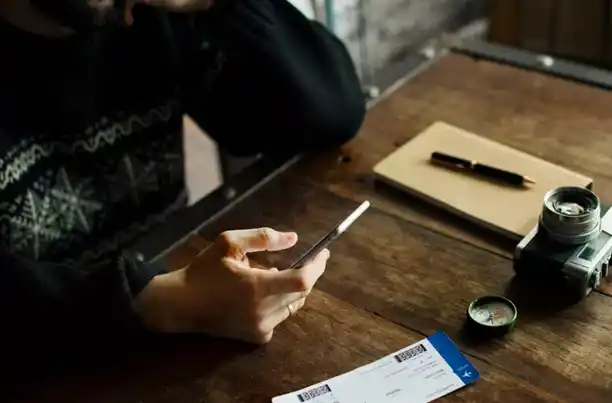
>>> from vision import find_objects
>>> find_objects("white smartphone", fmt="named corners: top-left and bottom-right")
top-left (287, 201), bottom-right (370, 269)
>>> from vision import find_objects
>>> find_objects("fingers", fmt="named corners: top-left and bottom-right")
top-left (261, 248), bottom-right (330, 295)
top-left (219, 228), bottom-right (298, 258)
top-left (286, 298), bottom-right (306, 317)
top-left (252, 249), bottom-right (330, 335)
top-left (265, 268), bottom-right (308, 300)
top-left (269, 288), bottom-right (310, 313)
top-left (263, 297), bottom-right (307, 332)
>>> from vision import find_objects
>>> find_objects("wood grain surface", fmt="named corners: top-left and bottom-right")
top-left (11, 289), bottom-right (588, 403)
top-left (10, 53), bottom-right (612, 402)
top-left (291, 53), bottom-right (612, 256)
top-left (200, 176), bottom-right (612, 403)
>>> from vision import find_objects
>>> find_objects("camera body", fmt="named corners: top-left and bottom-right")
top-left (514, 187), bottom-right (612, 299)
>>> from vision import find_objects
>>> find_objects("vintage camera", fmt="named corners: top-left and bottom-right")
top-left (514, 186), bottom-right (612, 299)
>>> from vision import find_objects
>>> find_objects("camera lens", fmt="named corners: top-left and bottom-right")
top-left (539, 187), bottom-right (601, 245)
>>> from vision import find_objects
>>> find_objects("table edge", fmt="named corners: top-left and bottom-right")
top-left (452, 39), bottom-right (612, 92)
top-left (132, 153), bottom-right (304, 262)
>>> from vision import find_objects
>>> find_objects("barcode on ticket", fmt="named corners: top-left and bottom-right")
top-left (394, 343), bottom-right (427, 363)
top-left (297, 384), bottom-right (332, 401)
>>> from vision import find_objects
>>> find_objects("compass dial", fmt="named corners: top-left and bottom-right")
top-left (469, 301), bottom-right (515, 326)
top-left (467, 296), bottom-right (517, 335)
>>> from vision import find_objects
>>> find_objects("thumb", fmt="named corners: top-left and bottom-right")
top-left (220, 228), bottom-right (298, 256)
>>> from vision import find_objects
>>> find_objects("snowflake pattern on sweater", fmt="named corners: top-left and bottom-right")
top-left (0, 98), bottom-right (189, 268)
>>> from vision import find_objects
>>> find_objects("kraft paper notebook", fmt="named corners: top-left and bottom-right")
top-left (373, 122), bottom-right (593, 241)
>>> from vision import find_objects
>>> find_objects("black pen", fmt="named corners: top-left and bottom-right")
top-left (430, 151), bottom-right (536, 187)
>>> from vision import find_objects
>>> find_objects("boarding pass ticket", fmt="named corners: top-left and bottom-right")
top-left (272, 331), bottom-right (480, 403)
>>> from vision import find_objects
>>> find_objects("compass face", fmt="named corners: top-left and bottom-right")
top-left (469, 300), bottom-right (516, 327)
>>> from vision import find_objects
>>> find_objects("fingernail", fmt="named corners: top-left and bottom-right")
top-left (323, 249), bottom-right (330, 259)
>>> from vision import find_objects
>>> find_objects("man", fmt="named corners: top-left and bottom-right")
top-left (0, 0), bottom-right (364, 371)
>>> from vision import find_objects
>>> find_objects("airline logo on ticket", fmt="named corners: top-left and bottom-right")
top-left (272, 331), bottom-right (479, 403)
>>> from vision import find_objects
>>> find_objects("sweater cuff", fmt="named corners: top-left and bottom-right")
top-left (122, 251), bottom-right (170, 298)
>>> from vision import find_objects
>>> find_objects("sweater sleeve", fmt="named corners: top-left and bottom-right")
top-left (0, 248), bottom-right (167, 370)
top-left (182, 0), bottom-right (366, 157)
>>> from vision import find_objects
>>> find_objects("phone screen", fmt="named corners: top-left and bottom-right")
top-left (287, 201), bottom-right (370, 269)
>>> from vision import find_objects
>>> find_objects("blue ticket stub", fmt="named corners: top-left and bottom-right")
top-left (272, 331), bottom-right (480, 403)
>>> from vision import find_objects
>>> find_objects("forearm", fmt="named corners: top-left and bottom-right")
top-left (185, 0), bottom-right (366, 156)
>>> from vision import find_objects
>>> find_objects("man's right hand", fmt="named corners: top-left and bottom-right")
top-left (136, 228), bottom-right (330, 344)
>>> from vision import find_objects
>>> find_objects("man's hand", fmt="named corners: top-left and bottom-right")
top-left (137, 228), bottom-right (330, 344)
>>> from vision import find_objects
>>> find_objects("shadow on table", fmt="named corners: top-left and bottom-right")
top-left (458, 275), bottom-right (585, 347)
top-left (503, 275), bottom-right (583, 319)
top-left (2, 334), bottom-right (257, 403)
top-left (371, 179), bottom-right (519, 253)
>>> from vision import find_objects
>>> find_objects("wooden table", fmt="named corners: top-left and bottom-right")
top-left (11, 49), bottom-right (612, 403)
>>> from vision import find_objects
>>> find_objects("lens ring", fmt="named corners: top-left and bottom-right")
top-left (540, 187), bottom-right (601, 245)
top-left (546, 188), bottom-right (598, 217)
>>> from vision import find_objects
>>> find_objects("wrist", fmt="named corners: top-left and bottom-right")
top-left (136, 269), bottom-right (190, 333)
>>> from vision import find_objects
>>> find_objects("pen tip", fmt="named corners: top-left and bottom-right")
top-left (524, 176), bottom-right (536, 185)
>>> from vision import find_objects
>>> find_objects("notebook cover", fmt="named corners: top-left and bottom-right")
top-left (373, 122), bottom-right (593, 241)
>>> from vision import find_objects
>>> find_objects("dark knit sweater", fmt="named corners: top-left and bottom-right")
top-left (0, 0), bottom-right (364, 367)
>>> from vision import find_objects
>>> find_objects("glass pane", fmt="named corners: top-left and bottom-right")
top-left (324, 0), bottom-right (487, 96)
